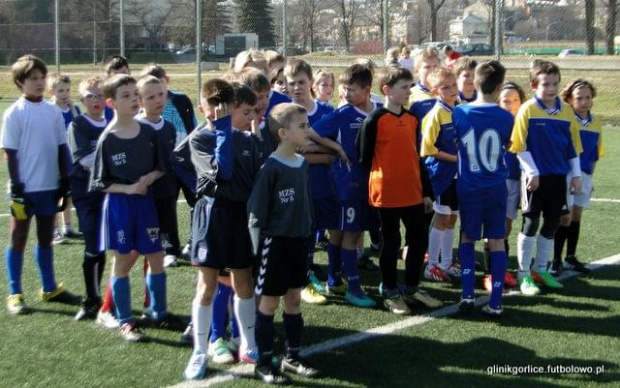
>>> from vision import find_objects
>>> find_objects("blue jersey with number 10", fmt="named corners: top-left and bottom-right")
top-left (453, 103), bottom-right (514, 202)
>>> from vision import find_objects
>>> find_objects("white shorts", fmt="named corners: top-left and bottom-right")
top-left (568, 172), bottom-right (593, 208)
top-left (505, 179), bottom-right (520, 220)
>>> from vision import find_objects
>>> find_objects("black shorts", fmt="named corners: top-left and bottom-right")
top-left (71, 177), bottom-right (105, 255)
top-left (255, 236), bottom-right (307, 297)
top-left (435, 179), bottom-right (459, 214)
top-left (521, 174), bottom-right (569, 218)
top-left (191, 197), bottom-right (254, 269)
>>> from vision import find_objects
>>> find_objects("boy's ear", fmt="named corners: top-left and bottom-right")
top-left (277, 127), bottom-right (287, 140)
top-left (105, 98), bottom-right (115, 109)
top-left (381, 84), bottom-right (390, 96)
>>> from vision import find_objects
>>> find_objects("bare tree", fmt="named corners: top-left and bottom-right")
top-left (297, 0), bottom-right (323, 52)
top-left (602, 0), bottom-right (617, 55)
top-left (127, 0), bottom-right (174, 51)
top-left (335, 0), bottom-right (359, 51)
top-left (585, 0), bottom-right (595, 55)
top-left (426, 0), bottom-right (447, 41)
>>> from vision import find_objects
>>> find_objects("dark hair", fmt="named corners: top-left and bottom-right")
top-left (201, 78), bottom-right (235, 107)
top-left (453, 56), bottom-right (478, 76)
top-left (235, 68), bottom-right (271, 93)
top-left (474, 60), bottom-right (506, 95)
top-left (268, 103), bottom-right (307, 143)
top-left (105, 54), bottom-right (130, 75)
top-left (341, 63), bottom-right (373, 89)
top-left (140, 63), bottom-right (167, 79)
top-left (501, 81), bottom-right (526, 103)
top-left (12, 54), bottom-right (47, 89)
top-left (560, 78), bottom-right (597, 103)
top-left (529, 60), bottom-right (561, 85)
top-left (378, 66), bottom-right (413, 91)
top-left (47, 72), bottom-right (71, 89)
top-left (102, 74), bottom-right (137, 100)
top-left (231, 82), bottom-right (257, 107)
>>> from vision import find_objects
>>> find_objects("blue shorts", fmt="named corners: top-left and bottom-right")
top-left (313, 197), bottom-right (339, 230)
top-left (101, 192), bottom-right (162, 254)
top-left (20, 190), bottom-right (58, 217)
top-left (338, 199), bottom-right (380, 232)
top-left (191, 197), bottom-right (253, 269)
top-left (459, 186), bottom-right (507, 241)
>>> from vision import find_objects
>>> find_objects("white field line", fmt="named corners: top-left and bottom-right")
top-left (0, 197), bottom-right (617, 219)
top-left (169, 253), bottom-right (620, 388)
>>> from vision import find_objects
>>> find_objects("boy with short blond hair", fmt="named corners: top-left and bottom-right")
top-left (47, 72), bottom-right (81, 242)
top-left (357, 66), bottom-right (440, 314)
top-left (249, 102), bottom-right (318, 384)
top-left (509, 61), bottom-right (583, 295)
top-left (2, 54), bottom-right (81, 315)
top-left (67, 76), bottom-right (108, 321)
top-left (453, 57), bottom-right (478, 103)
top-left (421, 67), bottom-right (461, 283)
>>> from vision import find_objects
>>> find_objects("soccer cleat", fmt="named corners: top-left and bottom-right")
top-left (163, 255), bottom-right (178, 268)
top-left (140, 312), bottom-right (187, 331)
top-left (184, 350), bottom-right (207, 380)
top-left (481, 303), bottom-right (503, 317)
top-left (344, 292), bottom-right (376, 308)
top-left (180, 322), bottom-right (194, 344)
top-left (563, 256), bottom-right (591, 274)
top-left (458, 298), bottom-right (475, 313)
top-left (301, 284), bottom-right (327, 305)
top-left (52, 228), bottom-right (66, 245)
top-left (518, 274), bottom-right (541, 296)
top-left (209, 338), bottom-right (235, 364)
top-left (325, 280), bottom-right (347, 296)
top-left (383, 295), bottom-right (410, 315)
top-left (281, 356), bottom-right (319, 377)
top-left (424, 265), bottom-right (450, 282)
top-left (6, 294), bottom-right (29, 315)
top-left (549, 259), bottom-right (562, 276)
top-left (503, 272), bottom-right (518, 288)
top-left (443, 264), bottom-right (462, 278)
top-left (39, 283), bottom-right (82, 305)
top-left (531, 270), bottom-right (564, 289)
top-left (308, 271), bottom-right (326, 294)
top-left (482, 274), bottom-right (493, 293)
top-left (96, 310), bottom-right (120, 329)
top-left (402, 289), bottom-right (443, 309)
top-left (74, 298), bottom-right (101, 321)
top-left (119, 321), bottom-right (146, 342)
top-left (239, 347), bottom-right (259, 364)
top-left (357, 256), bottom-right (379, 271)
top-left (255, 364), bottom-right (290, 385)
top-left (63, 229), bottom-right (83, 238)
top-left (181, 244), bottom-right (191, 260)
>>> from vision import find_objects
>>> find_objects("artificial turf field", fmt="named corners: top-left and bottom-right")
top-left (0, 61), bottom-right (618, 388)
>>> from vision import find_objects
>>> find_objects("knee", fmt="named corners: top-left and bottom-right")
top-left (521, 216), bottom-right (539, 237)
top-left (540, 218), bottom-right (560, 239)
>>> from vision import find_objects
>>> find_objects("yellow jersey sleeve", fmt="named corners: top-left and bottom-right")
top-left (568, 114), bottom-right (583, 154)
top-left (420, 107), bottom-right (441, 157)
top-left (509, 103), bottom-right (530, 153)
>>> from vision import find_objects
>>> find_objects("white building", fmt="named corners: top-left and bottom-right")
top-left (449, 12), bottom-right (489, 44)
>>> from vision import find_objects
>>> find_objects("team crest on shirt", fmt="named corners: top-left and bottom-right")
top-left (117, 230), bottom-right (126, 245)
top-left (278, 188), bottom-right (295, 204)
top-left (146, 227), bottom-right (160, 243)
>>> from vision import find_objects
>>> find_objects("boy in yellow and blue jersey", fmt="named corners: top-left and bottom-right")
top-left (420, 67), bottom-right (461, 283)
top-left (509, 61), bottom-right (583, 296)
top-left (552, 79), bottom-right (603, 275)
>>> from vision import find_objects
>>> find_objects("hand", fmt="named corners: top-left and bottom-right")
top-left (126, 182), bottom-right (148, 196)
top-left (571, 176), bottom-right (582, 194)
top-left (9, 182), bottom-right (31, 220)
top-left (526, 175), bottom-right (539, 192)
top-left (423, 197), bottom-right (433, 213)
top-left (337, 146), bottom-right (350, 166)
top-left (139, 174), bottom-right (154, 187)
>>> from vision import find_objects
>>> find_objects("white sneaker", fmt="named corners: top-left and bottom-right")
top-left (443, 264), bottom-right (462, 278)
top-left (96, 310), bottom-right (120, 329)
top-left (184, 350), bottom-right (207, 380)
top-left (163, 255), bottom-right (178, 268)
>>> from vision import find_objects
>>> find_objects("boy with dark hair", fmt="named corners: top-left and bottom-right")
top-left (90, 74), bottom-right (169, 342)
top-left (421, 67), bottom-right (462, 283)
top-left (249, 102), bottom-right (318, 384)
top-left (454, 61), bottom-right (514, 316)
top-left (105, 54), bottom-right (130, 76)
top-left (509, 61), bottom-right (583, 295)
top-left (311, 63), bottom-right (378, 308)
top-left (453, 57), bottom-right (478, 103)
top-left (68, 76), bottom-right (108, 321)
top-left (2, 54), bottom-right (81, 315)
top-left (357, 66), bottom-right (441, 314)
top-left (183, 79), bottom-right (261, 380)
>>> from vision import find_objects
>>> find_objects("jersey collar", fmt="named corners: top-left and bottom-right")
top-left (534, 96), bottom-right (561, 115)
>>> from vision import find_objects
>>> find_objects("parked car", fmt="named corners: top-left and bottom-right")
top-left (456, 43), bottom-right (495, 56)
top-left (558, 49), bottom-right (583, 58)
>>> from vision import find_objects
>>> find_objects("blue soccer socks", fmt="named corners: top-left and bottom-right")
top-left (111, 276), bottom-right (132, 325)
top-left (489, 251), bottom-right (507, 310)
top-left (5, 247), bottom-right (24, 295)
top-left (146, 272), bottom-right (167, 320)
top-left (34, 246), bottom-right (56, 293)
top-left (459, 242), bottom-right (476, 300)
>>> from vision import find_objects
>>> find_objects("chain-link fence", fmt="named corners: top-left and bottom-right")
top-left (0, 0), bottom-right (619, 121)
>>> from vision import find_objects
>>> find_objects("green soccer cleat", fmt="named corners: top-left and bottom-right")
top-left (344, 292), bottom-right (376, 308)
top-left (532, 270), bottom-right (564, 289)
top-left (519, 274), bottom-right (541, 295)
